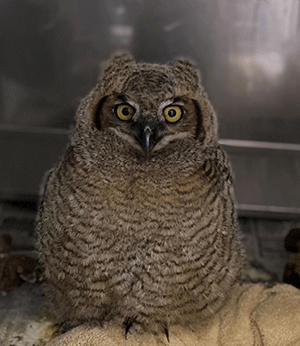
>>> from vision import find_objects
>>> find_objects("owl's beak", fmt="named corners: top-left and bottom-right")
top-left (131, 115), bottom-right (165, 155)
top-left (139, 124), bottom-right (160, 155)
top-left (143, 126), bottom-right (153, 155)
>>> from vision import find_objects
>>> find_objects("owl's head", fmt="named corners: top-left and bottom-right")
top-left (73, 54), bottom-right (218, 158)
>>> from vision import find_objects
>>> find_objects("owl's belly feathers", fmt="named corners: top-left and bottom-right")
top-left (39, 165), bottom-right (243, 331)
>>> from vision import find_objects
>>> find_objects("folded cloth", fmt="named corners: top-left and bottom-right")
top-left (45, 283), bottom-right (300, 346)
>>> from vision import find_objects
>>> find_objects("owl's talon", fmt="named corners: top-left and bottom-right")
top-left (164, 327), bottom-right (170, 342)
top-left (161, 321), bottom-right (170, 342)
top-left (124, 317), bottom-right (134, 340)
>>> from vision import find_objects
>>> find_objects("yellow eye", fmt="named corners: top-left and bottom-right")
top-left (115, 104), bottom-right (135, 121)
top-left (163, 105), bottom-right (183, 123)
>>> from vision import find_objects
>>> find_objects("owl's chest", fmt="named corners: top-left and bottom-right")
top-left (56, 167), bottom-right (226, 287)
top-left (77, 170), bottom-right (213, 239)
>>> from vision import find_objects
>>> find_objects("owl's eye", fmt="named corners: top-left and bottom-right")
top-left (115, 104), bottom-right (135, 121)
top-left (163, 105), bottom-right (183, 123)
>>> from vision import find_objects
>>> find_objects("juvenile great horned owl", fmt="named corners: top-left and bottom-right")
top-left (36, 54), bottom-right (244, 337)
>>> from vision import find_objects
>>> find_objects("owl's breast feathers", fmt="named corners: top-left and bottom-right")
top-left (43, 140), bottom-right (237, 265)
top-left (52, 138), bottom-right (233, 235)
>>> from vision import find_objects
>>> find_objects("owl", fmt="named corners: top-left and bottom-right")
top-left (36, 54), bottom-right (244, 339)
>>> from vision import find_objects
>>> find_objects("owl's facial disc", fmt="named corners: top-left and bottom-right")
top-left (96, 92), bottom-right (200, 155)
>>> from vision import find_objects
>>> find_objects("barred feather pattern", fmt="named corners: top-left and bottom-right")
top-left (36, 131), bottom-right (243, 333)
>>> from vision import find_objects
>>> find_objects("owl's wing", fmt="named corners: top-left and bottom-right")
top-left (201, 145), bottom-right (234, 185)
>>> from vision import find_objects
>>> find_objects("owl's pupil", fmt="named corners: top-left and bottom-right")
top-left (168, 109), bottom-right (176, 117)
top-left (122, 107), bottom-right (130, 116)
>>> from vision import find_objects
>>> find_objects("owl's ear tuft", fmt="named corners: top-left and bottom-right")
top-left (99, 53), bottom-right (135, 94)
top-left (170, 58), bottom-right (202, 94)
top-left (171, 58), bottom-right (218, 145)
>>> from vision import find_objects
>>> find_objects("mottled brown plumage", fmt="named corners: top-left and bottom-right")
top-left (36, 54), bottom-right (244, 336)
